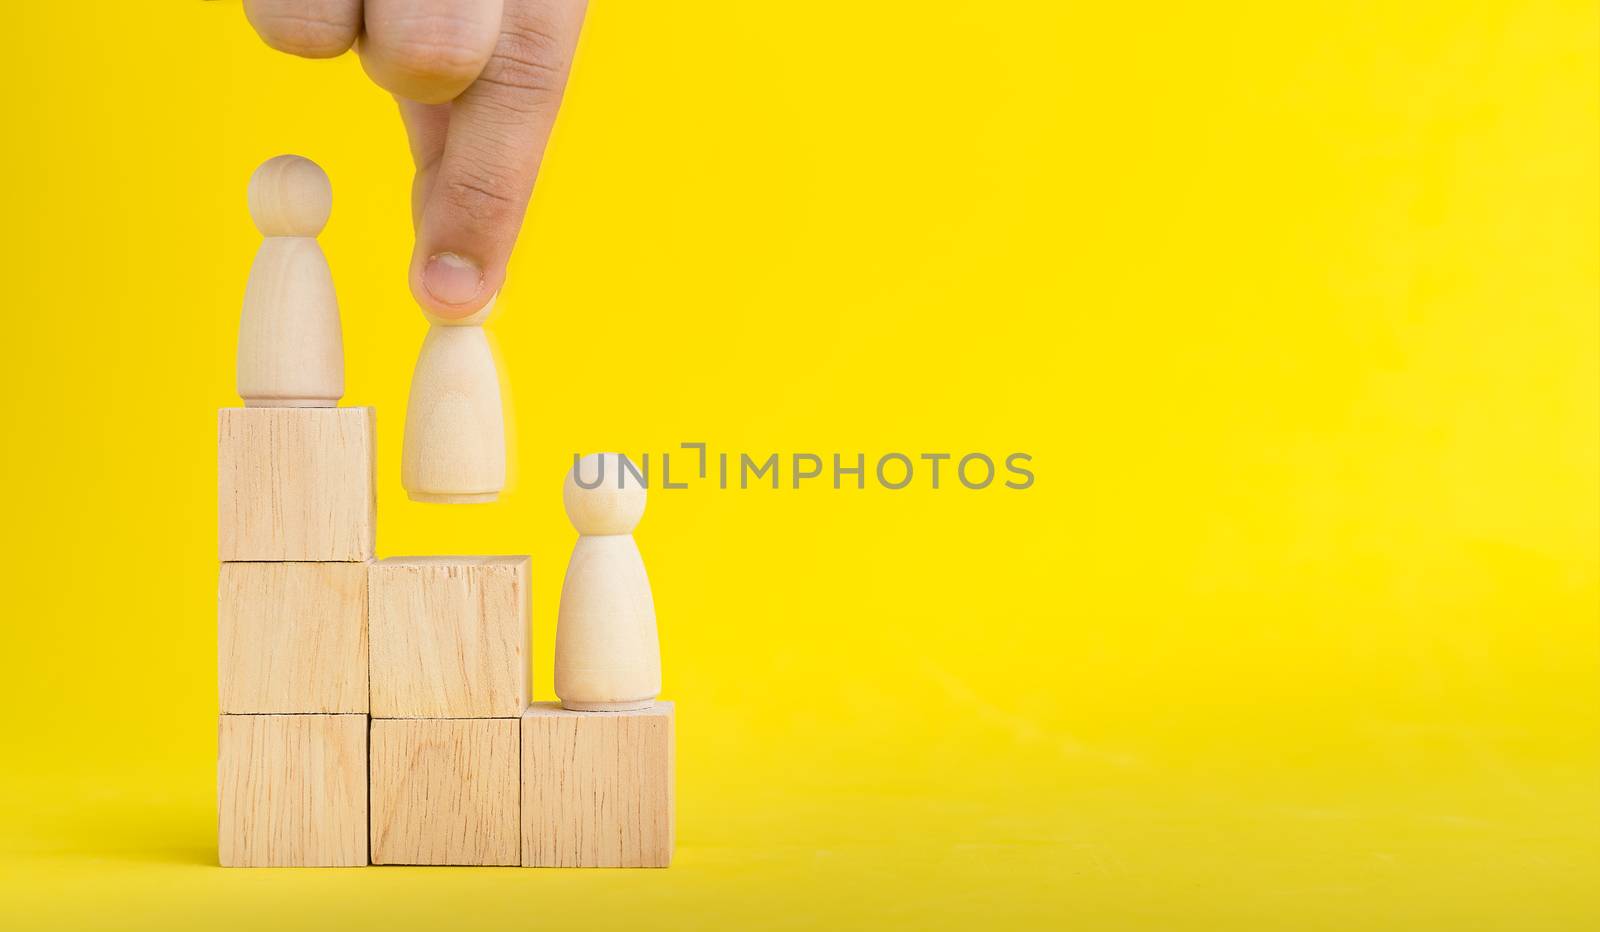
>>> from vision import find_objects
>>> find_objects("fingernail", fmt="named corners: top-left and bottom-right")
top-left (422, 252), bottom-right (483, 307)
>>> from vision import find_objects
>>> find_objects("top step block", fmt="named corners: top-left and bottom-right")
top-left (219, 407), bottom-right (376, 561)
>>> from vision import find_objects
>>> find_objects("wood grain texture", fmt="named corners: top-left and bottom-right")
top-left (369, 556), bottom-right (530, 718)
top-left (218, 562), bottom-right (369, 714)
top-left (217, 714), bottom-right (367, 867)
top-left (520, 702), bottom-right (674, 868)
top-left (369, 718), bottom-right (521, 866)
top-left (218, 407), bottom-right (375, 561)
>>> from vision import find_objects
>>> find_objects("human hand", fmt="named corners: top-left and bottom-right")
top-left (243, 0), bottom-right (587, 317)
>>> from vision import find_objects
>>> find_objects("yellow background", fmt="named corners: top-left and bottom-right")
top-left (2, 1), bottom-right (1596, 928)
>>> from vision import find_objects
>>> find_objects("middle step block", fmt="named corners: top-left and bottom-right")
top-left (219, 561), bottom-right (369, 714)
top-left (369, 556), bottom-right (531, 718)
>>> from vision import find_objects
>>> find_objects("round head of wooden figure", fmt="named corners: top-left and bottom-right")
top-left (563, 452), bottom-right (648, 536)
top-left (247, 155), bottom-right (332, 237)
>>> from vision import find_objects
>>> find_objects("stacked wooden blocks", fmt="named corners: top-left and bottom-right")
top-left (216, 155), bottom-right (673, 869)
top-left (368, 556), bottom-right (528, 865)
top-left (217, 407), bottom-right (375, 867)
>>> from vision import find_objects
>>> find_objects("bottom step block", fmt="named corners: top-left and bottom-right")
top-left (521, 702), bottom-right (674, 868)
top-left (370, 718), bottom-right (521, 865)
top-left (217, 714), bottom-right (368, 867)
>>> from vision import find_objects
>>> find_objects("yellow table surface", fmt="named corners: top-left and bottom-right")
top-left (2, 2), bottom-right (1594, 928)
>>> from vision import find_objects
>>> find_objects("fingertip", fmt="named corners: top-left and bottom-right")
top-left (423, 251), bottom-right (484, 307)
top-left (410, 250), bottom-right (503, 320)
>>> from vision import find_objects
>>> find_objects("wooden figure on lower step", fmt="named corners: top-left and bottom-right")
top-left (521, 453), bottom-right (675, 868)
top-left (554, 452), bottom-right (661, 711)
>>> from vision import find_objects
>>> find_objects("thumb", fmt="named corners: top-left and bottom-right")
top-left (409, 0), bottom-right (586, 317)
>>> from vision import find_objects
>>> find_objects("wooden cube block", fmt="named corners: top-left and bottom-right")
top-left (218, 407), bottom-right (375, 561)
top-left (217, 714), bottom-right (367, 867)
top-left (369, 718), bottom-right (521, 865)
top-left (218, 562), bottom-right (368, 714)
top-left (369, 556), bottom-right (530, 718)
top-left (521, 702), bottom-right (674, 868)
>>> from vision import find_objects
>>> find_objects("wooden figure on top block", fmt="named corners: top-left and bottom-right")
top-left (401, 296), bottom-right (506, 503)
top-left (237, 154), bottom-right (343, 408)
top-left (554, 453), bottom-right (661, 711)
top-left (220, 154), bottom-right (373, 562)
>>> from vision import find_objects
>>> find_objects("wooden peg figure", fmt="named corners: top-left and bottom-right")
top-left (400, 296), bottom-right (506, 503)
top-left (236, 155), bottom-right (343, 407)
top-left (555, 453), bottom-right (661, 711)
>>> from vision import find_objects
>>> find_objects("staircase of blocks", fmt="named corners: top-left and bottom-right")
top-left (216, 156), bottom-right (673, 869)
top-left (217, 408), bottom-right (674, 868)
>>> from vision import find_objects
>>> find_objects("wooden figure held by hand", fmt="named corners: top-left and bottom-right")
top-left (401, 297), bottom-right (506, 503)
